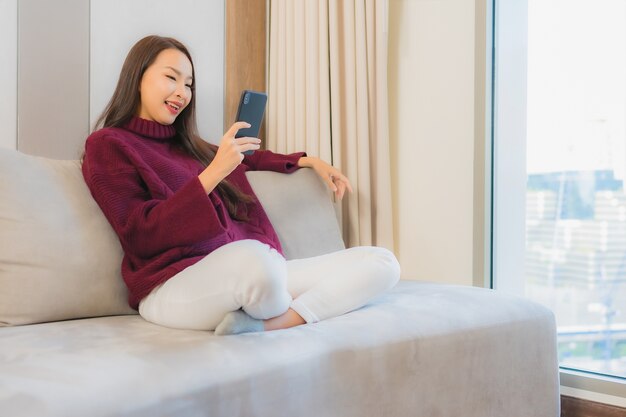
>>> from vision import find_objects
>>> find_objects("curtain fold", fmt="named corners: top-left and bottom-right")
top-left (268, 0), bottom-right (332, 162)
top-left (268, 0), bottom-right (393, 251)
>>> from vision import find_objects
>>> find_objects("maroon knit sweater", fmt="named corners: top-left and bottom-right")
top-left (82, 117), bottom-right (305, 309)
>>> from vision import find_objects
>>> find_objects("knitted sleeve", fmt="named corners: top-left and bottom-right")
top-left (242, 149), bottom-right (306, 173)
top-left (82, 135), bottom-right (226, 259)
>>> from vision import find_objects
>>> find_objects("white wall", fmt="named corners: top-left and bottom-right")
top-left (0, 0), bottom-right (17, 150)
top-left (389, 0), bottom-right (480, 286)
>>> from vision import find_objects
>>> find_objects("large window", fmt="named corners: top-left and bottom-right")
top-left (494, 0), bottom-right (626, 381)
top-left (525, 0), bottom-right (626, 378)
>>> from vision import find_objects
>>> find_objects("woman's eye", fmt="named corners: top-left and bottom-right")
top-left (185, 84), bottom-right (192, 89)
top-left (166, 75), bottom-right (176, 81)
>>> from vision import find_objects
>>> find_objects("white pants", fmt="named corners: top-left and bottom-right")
top-left (138, 240), bottom-right (401, 331)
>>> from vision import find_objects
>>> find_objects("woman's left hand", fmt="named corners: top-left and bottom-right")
top-left (298, 156), bottom-right (353, 201)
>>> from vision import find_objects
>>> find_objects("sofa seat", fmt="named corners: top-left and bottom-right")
top-left (0, 280), bottom-right (559, 417)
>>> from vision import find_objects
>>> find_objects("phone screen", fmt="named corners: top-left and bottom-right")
top-left (235, 90), bottom-right (267, 155)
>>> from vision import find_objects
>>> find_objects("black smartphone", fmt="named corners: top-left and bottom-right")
top-left (235, 90), bottom-right (267, 155)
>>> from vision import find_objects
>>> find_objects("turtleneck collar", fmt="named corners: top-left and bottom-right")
top-left (123, 116), bottom-right (177, 140)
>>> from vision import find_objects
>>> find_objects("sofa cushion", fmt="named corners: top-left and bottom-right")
top-left (0, 150), bottom-right (344, 326)
top-left (0, 150), bottom-right (136, 326)
top-left (0, 281), bottom-right (560, 417)
top-left (246, 169), bottom-right (345, 259)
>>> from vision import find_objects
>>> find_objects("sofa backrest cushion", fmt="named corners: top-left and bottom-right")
top-left (0, 150), bottom-right (135, 326)
top-left (246, 169), bottom-right (345, 260)
top-left (0, 149), bottom-right (344, 326)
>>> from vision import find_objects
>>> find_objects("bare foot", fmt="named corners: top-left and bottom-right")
top-left (263, 308), bottom-right (305, 331)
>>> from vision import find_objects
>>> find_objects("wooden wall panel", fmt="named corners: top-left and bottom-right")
top-left (225, 0), bottom-right (267, 141)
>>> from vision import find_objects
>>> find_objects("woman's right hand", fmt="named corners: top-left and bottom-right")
top-left (197, 122), bottom-right (261, 193)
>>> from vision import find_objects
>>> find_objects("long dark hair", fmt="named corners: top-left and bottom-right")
top-left (94, 35), bottom-right (252, 220)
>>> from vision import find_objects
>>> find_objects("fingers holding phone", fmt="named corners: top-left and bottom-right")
top-left (199, 90), bottom-right (267, 190)
top-left (224, 121), bottom-right (252, 139)
top-left (225, 121), bottom-right (262, 156)
top-left (213, 122), bottom-right (260, 174)
top-left (198, 122), bottom-right (261, 193)
top-left (231, 134), bottom-right (262, 158)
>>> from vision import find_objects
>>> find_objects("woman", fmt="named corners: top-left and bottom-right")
top-left (82, 35), bottom-right (400, 335)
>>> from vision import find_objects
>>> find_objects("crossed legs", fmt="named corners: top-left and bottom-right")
top-left (139, 240), bottom-right (400, 333)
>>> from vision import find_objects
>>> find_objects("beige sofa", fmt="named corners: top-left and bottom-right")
top-left (0, 149), bottom-right (560, 417)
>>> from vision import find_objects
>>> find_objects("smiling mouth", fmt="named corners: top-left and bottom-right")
top-left (165, 101), bottom-right (181, 111)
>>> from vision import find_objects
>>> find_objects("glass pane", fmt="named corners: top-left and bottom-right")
top-left (526, 0), bottom-right (626, 378)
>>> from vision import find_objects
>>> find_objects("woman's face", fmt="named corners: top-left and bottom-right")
top-left (137, 48), bottom-right (193, 125)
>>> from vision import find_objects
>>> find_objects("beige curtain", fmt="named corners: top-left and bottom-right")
top-left (268, 0), bottom-right (393, 250)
